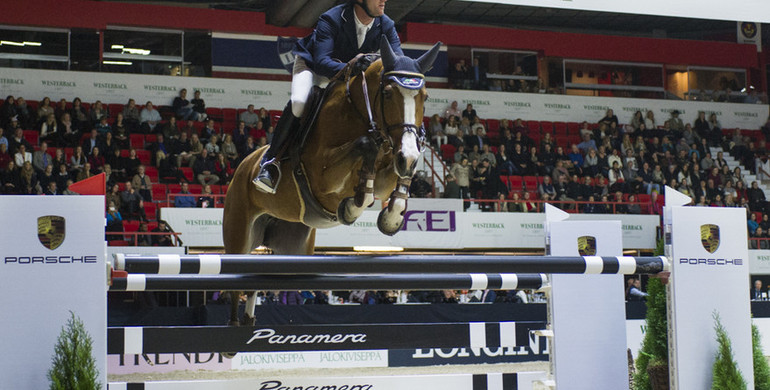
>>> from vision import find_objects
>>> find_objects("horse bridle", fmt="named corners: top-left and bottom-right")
top-left (346, 66), bottom-right (427, 154)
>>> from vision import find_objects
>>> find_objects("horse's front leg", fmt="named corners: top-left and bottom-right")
top-left (377, 176), bottom-right (411, 236)
top-left (337, 135), bottom-right (378, 225)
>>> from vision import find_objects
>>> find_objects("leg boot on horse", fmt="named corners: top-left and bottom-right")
top-left (253, 103), bottom-right (298, 193)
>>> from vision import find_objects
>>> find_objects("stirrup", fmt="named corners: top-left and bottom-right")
top-left (252, 158), bottom-right (282, 194)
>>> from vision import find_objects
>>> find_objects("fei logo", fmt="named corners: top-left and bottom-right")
top-left (700, 224), bottom-right (720, 254)
top-left (401, 210), bottom-right (456, 232)
top-left (38, 215), bottom-right (65, 250)
top-left (577, 235), bottom-right (596, 256)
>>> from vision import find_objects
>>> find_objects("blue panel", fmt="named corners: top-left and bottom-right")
top-left (402, 49), bottom-right (449, 78)
top-left (212, 38), bottom-right (286, 70)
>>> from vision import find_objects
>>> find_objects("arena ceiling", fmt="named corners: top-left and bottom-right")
top-left (132, 0), bottom-right (741, 41)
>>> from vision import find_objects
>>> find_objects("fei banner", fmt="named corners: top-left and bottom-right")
top-left (1, 67), bottom-right (766, 130)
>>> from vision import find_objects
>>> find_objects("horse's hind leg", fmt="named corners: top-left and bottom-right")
top-left (338, 135), bottom-right (379, 225)
top-left (223, 198), bottom-right (265, 325)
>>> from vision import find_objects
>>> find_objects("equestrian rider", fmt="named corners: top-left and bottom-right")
top-left (253, 0), bottom-right (403, 193)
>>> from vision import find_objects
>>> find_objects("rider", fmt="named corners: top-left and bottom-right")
top-left (253, 0), bottom-right (403, 193)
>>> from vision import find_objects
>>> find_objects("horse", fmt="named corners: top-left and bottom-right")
top-left (222, 37), bottom-right (441, 325)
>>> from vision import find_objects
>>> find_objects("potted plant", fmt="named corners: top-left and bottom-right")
top-left (634, 239), bottom-right (669, 390)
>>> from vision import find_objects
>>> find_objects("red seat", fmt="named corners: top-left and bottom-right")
top-left (108, 104), bottom-right (124, 116)
top-left (553, 122), bottom-right (568, 135)
top-left (145, 166), bottom-right (158, 182)
top-left (180, 167), bottom-right (193, 182)
top-left (509, 176), bottom-right (524, 191)
top-left (222, 185), bottom-right (228, 194)
top-left (143, 202), bottom-right (157, 221)
top-left (499, 175), bottom-right (510, 191)
top-left (23, 130), bottom-right (39, 146)
top-left (206, 107), bottom-right (223, 122)
top-left (136, 150), bottom-right (151, 165)
top-left (222, 108), bottom-right (238, 124)
top-left (440, 144), bottom-right (456, 163)
top-left (486, 119), bottom-right (499, 132)
top-left (108, 240), bottom-right (130, 247)
top-left (523, 176), bottom-right (538, 191)
top-left (269, 110), bottom-right (283, 127)
top-left (567, 122), bottom-right (580, 135)
top-left (167, 184), bottom-right (182, 194)
top-left (130, 134), bottom-right (144, 150)
top-left (527, 121), bottom-right (541, 134)
top-left (188, 184), bottom-right (203, 194)
top-left (122, 220), bottom-right (140, 232)
top-left (637, 194), bottom-right (651, 203)
top-left (151, 184), bottom-right (167, 201)
top-left (540, 121), bottom-right (554, 134)
top-left (210, 185), bottom-right (223, 194)
top-left (145, 134), bottom-right (157, 144)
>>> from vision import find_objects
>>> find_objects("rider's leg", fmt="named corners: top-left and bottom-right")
top-left (252, 62), bottom-right (314, 193)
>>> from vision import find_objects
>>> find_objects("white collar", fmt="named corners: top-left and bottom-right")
top-left (353, 9), bottom-right (374, 32)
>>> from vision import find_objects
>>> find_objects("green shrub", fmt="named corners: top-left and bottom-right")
top-left (47, 312), bottom-right (101, 390)
top-left (633, 238), bottom-right (668, 390)
top-left (753, 323), bottom-right (770, 390)
top-left (711, 313), bottom-right (746, 390)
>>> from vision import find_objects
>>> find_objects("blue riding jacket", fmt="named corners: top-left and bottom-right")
top-left (294, 3), bottom-right (403, 79)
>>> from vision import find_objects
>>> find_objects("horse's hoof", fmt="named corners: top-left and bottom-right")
top-left (242, 314), bottom-right (256, 326)
top-left (377, 208), bottom-right (404, 236)
top-left (221, 352), bottom-right (237, 359)
top-left (337, 197), bottom-right (359, 225)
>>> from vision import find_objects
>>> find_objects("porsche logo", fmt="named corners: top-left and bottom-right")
top-left (38, 215), bottom-right (65, 250)
top-left (700, 224), bottom-right (720, 254)
top-left (577, 235), bottom-right (597, 256)
top-left (742, 22), bottom-right (758, 39)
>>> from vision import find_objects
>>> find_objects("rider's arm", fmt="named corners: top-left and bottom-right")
top-left (312, 13), bottom-right (346, 79)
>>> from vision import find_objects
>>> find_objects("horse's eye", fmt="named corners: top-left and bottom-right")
top-left (383, 85), bottom-right (393, 98)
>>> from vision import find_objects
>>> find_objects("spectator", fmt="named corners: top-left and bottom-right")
top-left (59, 113), bottom-right (81, 147)
top-left (191, 90), bottom-right (207, 121)
top-left (174, 182), bottom-right (196, 208)
top-left (443, 101), bottom-right (460, 121)
top-left (193, 148), bottom-right (219, 186)
top-left (120, 181), bottom-right (145, 220)
top-left (140, 101), bottom-right (162, 133)
top-left (38, 164), bottom-right (56, 192)
top-left (240, 104), bottom-right (260, 128)
top-left (87, 146), bottom-right (105, 174)
top-left (409, 171), bottom-right (433, 198)
top-left (213, 153), bottom-right (232, 184)
top-left (89, 100), bottom-right (109, 127)
top-left (54, 98), bottom-right (68, 121)
top-left (151, 220), bottom-right (176, 247)
top-left (122, 99), bottom-right (141, 132)
top-left (598, 109), bottom-right (618, 127)
top-left (197, 184), bottom-right (215, 208)
top-left (461, 103), bottom-right (478, 123)
top-left (18, 161), bottom-right (39, 194)
top-left (205, 134), bottom-right (220, 155)
top-left (171, 131), bottom-right (194, 168)
top-left (749, 213), bottom-right (760, 236)
top-left (200, 119), bottom-right (219, 145)
top-left (61, 179), bottom-right (78, 195)
top-left (428, 114), bottom-right (446, 147)
top-left (221, 134), bottom-right (239, 164)
top-left (1, 161), bottom-right (19, 194)
top-left (668, 110), bottom-right (684, 133)
top-left (450, 157), bottom-right (471, 205)
top-left (43, 181), bottom-right (58, 196)
top-left (131, 165), bottom-right (153, 202)
top-left (444, 116), bottom-right (461, 147)
top-left (135, 222), bottom-right (152, 246)
top-left (14, 144), bottom-right (32, 168)
top-left (442, 174), bottom-right (461, 199)
top-left (32, 142), bottom-right (52, 174)
top-left (37, 97), bottom-right (54, 122)
top-left (172, 88), bottom-right (197, 121)
top-left (626, 277), bottom-right (648, 301)
top-left (152, 133), bottom-right (169, 168)
top-left (469, 57), bottom-right (488, 90)
top-left (70, 98), bottom-right (89, 130)
top-left (105, 200), bottom-right (123, 241)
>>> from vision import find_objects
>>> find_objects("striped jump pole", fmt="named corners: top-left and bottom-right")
top-left (109, 273), bottom-right (548, 292)
top-left (113, 254), bottom-right (669, 275)
top-left (108, 321), bottom-right (545, 354)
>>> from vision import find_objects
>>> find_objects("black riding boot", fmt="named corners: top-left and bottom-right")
top-left (253, 103), bottom-right (298, 193)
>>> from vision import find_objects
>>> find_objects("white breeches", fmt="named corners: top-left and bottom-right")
top-left (291, 58), bottom-right (330, 117)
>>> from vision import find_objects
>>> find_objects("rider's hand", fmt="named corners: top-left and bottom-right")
top-left (354, 55), bottom-right (373, 73)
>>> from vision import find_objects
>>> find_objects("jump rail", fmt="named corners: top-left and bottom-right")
top-left (107, 321), bottom-right (545, 354)
top-left (113, 254), bottom-right (669, 275)
top-left (109, 273), bottom-right (548, 292)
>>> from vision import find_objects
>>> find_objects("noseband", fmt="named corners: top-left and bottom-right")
top-left (346, 66), bottom-right (426, 153)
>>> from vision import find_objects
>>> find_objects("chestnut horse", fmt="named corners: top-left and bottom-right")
top-left (222, 38), bottom-right (441, 324)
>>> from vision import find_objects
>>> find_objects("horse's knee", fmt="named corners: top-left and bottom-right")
top-left (354, 135), bottom-right (378, 157)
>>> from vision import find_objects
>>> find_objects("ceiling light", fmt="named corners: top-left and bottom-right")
top-left (0, 40), bottom-right (24, 46)
top-left (122, 47), bottom-right (151, 55)
top-left (22, 41), bottom-right (41, 46)
top-left (111, 44), bottom-right (124, 50)
top-left (103, 60), bottom-right (133, 65)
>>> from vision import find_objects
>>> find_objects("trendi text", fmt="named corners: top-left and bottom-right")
top-left (678, 258), bottom-right (743, 266)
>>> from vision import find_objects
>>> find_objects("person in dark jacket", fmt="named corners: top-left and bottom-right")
top-left (254, 0), bottom-right (403, 193)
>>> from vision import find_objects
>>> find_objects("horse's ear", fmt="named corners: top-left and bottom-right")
top-left (416, 41), bottom-right (442, 74)
top-left (380, 35), bottom-right (396, 71)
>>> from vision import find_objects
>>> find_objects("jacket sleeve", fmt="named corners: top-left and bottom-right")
top-left (312, 14), bottom-right (347, 79)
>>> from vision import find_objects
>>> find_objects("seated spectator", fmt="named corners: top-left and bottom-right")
top-left (172, 88), bottom-right (197, 121)
top-left (105, 200), bottom-right (123, 241)
top-left (18, 161), bottom-right (39, 194)
top-left (0, 143), bottom-right (11, 174)
top-left (135, 222), bottom-right (152, 246)
top-left (32, 142), bottom-right (53, 174)
top-left (213, 153), bottom-right (232, 184)
top-left (43, 180), bottom-right (58, 196)
top-left (140, 101), bottom-right (162, 133)
top-left (170, 131), bottom-right (193, 167)
top-left (152, 134), bottom-right (169, 168)
top-left (239, 104), bottom-right (260, 128)
top-left (122, 98), bottom-right (141, 131)
top-left (61, 179), bottom-right (78, 195)
top-left (120, 181), bottom-right (145, 220)
top-left (131, 165), bottom-right (153, 202)
top-left (95, 116), bottom-right (111, 137)
top-left (38, 165), bottom-right (56, 192)
top-left (205, 134), bottom-right (220, 155)
top-left (1, 160), bottom-right (19, 194)
top-left (37, 97), bottom-right (54, 123)
top-left (89, 100), bottom-right (109, 128)
top-left (82, 129), bottom-right (100, 157)
top-left (88, 146), bottom-right (106, 174)
top-left (193, 148), bottom-right (219, 186)
top-left (409, 171), bottom-right (433, 198)
top-left (14, 144), bottom-right (32, 168)
top-left (191, 90), bottom-right (207, 121)
top-left (221, 134), bottom-right (239, 164)
top-left (151, 220), bottom-right (175, 247)
top-left (197, 184), bottom-right (215, 208)
top-left (59, 113), bottom-right (81, 148)
top-left (54, 98), bottom-right (69, 121)
top-left (40, 114), bottom-right (59, 146)
top-left (70, 98), bottom-right (89, 130)
top-left (428, 114), bottom-right (447, 147)
top-left (174, 182), bottom-right (196, 208)
top-left (598, 109), bottom-right (618, 128)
